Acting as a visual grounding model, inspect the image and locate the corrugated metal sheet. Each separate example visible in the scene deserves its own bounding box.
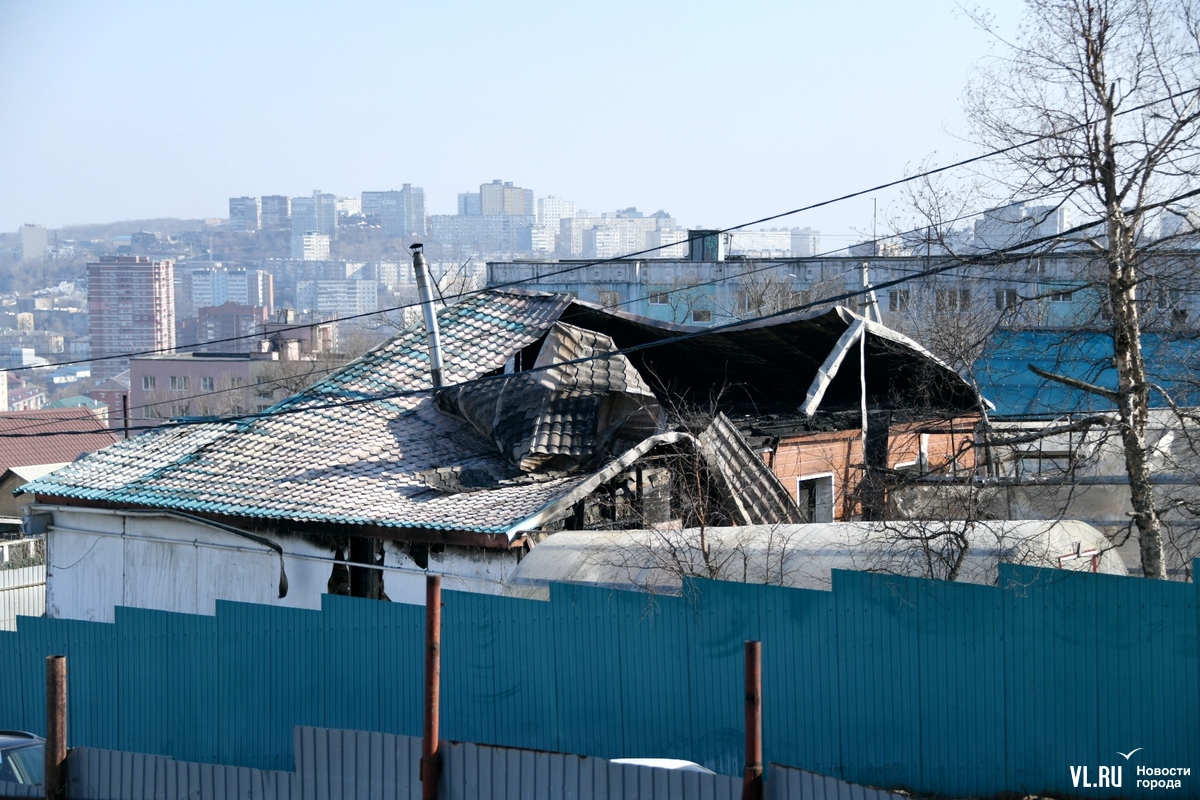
[68,747,297,800]
[0,564,44,631]
[65,728,737,800]
[0,779,40,798]
[768,764,908,799]
[441,739,740,800]
[1,566,1198,798]
[292,726,420,800]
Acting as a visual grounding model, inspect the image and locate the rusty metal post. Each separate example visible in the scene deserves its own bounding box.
[420,575,442,800]
[45,655,66,800]
[743,641,763,800]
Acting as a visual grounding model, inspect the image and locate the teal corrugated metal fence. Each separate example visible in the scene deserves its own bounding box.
[0,565,1196,797]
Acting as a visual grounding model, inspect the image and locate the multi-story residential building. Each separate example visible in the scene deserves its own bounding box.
[290,191,338,257]
[646,228,688,258]
[428,215,534,255]
[20,224,48,262]
[528,225,556,255]
[457,192,482,216]
[537,196,576,230]
[228,197,261,231]
[973,201,1071,250]
[191,267,229,309]
[88,256,176,380]
[230,269,274,313]
[291,232,331,261]
[557,209,681,259]
[335,197,361,218]
[480,180,533,216]
[131,351,282,420]
[792,227,821,257]
[260,195,291,228]
[488,234,1200,331]
[261,309,338,354]
[378,185,426,238]
[196,303,270,353]
[191,267,274,314]
[295,279,378,318]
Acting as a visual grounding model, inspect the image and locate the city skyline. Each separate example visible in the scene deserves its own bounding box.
[0,1,1022,242]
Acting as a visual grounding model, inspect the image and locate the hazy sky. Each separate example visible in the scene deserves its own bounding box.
[0,1,1022,245]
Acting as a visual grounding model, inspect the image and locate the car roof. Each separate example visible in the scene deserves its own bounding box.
[0,731,43,748]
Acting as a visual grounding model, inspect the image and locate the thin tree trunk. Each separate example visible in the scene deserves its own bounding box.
[1108,213,1165,578]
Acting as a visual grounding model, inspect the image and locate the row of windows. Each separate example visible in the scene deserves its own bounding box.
[885,288,1075,313]
[142,375,220,392]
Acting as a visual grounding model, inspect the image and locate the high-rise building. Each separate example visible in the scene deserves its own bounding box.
[260,195,291,228]
[228,197,261,231]
[457,193,482,216]
[88,256,176,380]
[20,224,48,262]
[292,232,331,261]
[480,180,533,216]
[196,303,270,353]
[375,184,426,238]
[537,196,576,229]
[290,191,338,257]
[296,280,379,317]
[190,267,274,314]
[791,228,821,257]
[974,202,1070,250]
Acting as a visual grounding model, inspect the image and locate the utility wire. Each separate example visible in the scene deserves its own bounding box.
[9,184,1200,440]
[9,83,1197,377]
[1,191,1065,429]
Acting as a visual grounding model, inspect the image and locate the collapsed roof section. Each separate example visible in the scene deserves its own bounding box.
[436,322,665,473]
[22,289,981,544]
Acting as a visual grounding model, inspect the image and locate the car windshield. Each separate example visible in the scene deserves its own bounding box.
[0,743,44,785]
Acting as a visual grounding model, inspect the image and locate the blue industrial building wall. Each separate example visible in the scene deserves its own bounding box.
[0,565,1195,798]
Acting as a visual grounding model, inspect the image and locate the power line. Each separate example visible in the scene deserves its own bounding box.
[3,194,1059,430]
[10,185,1200,441]
[10,84,1197,378]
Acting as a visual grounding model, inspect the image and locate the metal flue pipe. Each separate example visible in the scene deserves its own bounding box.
[410,243,445,388]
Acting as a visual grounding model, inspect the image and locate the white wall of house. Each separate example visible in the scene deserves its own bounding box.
[40,506,524,622]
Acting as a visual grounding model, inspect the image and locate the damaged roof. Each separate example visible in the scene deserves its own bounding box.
[22,289,981,541]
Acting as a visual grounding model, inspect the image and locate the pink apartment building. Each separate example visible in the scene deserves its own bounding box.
[88,256,176,380]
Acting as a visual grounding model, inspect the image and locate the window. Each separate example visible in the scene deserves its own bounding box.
[649,292,670,305]
[692,309,712,323]
[995,288,1018,310]
[1049,290,1074,303]
[888,289,910,312]
[142,375,155,390]
[796,475,835,523]
[170,376,189,391]
[598,290,621,309]
[936,288,971,312]
[200,376,215,392]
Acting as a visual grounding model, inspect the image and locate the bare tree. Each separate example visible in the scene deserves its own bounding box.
[957,0,1200,577]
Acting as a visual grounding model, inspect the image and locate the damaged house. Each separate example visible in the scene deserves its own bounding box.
[21,285,982,621]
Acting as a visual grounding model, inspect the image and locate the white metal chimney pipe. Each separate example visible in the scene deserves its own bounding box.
[410,243,445,388]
